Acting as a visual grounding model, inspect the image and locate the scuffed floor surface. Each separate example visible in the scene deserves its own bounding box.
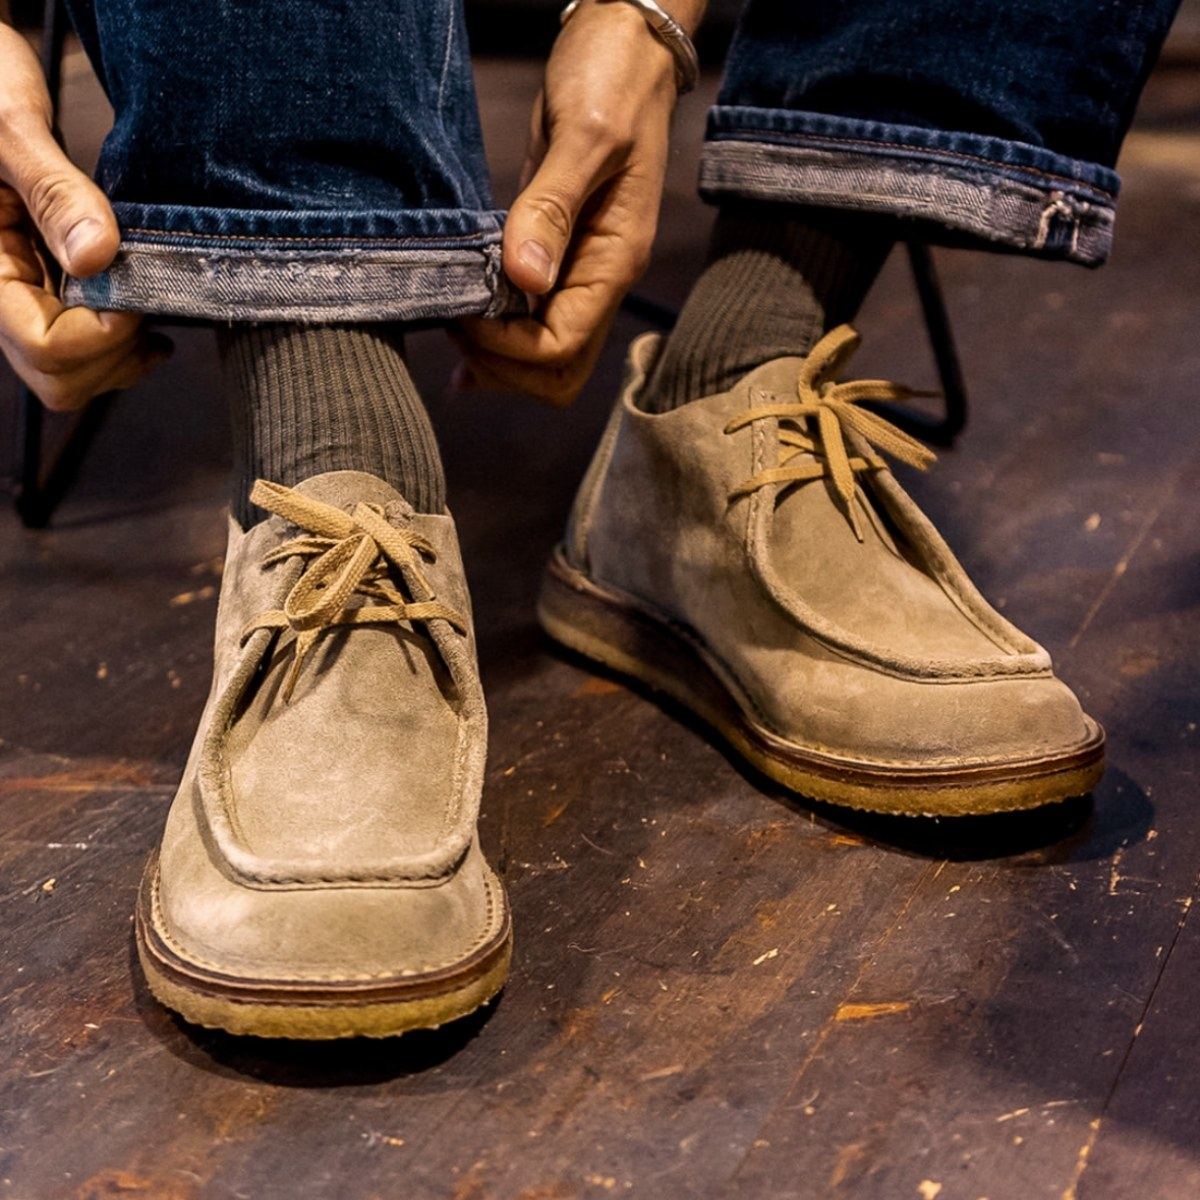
[1,50,1199,1200]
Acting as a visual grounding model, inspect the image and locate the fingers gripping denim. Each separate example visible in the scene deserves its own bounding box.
[62,0,519,321]
[701,0,1182,265]
[62,0,1181,321]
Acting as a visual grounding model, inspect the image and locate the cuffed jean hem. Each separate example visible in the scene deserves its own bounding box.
[699,110,1121,266]
[62,203,523,322]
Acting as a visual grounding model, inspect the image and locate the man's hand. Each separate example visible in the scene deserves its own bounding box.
[0,23,168,411]
[456,1,700,406]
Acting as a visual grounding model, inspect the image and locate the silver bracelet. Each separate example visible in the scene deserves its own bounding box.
[560,0,700,95]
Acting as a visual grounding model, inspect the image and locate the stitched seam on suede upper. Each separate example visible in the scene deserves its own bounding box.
[435,625,472,847]
[204,533,476,886]
[585,564,1071,767]
[757,542,1043,679]
[730,415,799,736]
[216,658,475,886]
[741,443,1040,679]
[846,434,1026,655]
[707,129,1116,198]
[149,866,505,982]
[876,486,1025,654]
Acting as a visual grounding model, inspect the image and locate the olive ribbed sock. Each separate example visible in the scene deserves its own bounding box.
[642,204,893,412]
[219,324,446,528]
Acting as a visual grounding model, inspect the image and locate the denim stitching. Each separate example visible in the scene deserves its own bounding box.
[697,143,1112,264]
[701,144,1115,219]
[709,128,1116,199]
[436,0,455,121]
[122,226,499,246]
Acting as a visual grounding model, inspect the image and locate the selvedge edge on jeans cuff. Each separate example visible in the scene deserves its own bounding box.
[700,109,1121,266]
[62,204,525,321]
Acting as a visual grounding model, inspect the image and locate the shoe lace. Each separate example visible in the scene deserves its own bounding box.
[242,480,467,701]
[723,324,937,541]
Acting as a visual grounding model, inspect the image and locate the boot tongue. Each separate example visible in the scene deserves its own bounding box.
[755,414,1005,661]
[741,350,922,643]
[737,353,896,559]
[764,422,899,585]
[289,470,414,517]
[775,443,891,537]
[736,355,808,399]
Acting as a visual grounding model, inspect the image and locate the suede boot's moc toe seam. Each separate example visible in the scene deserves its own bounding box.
[137,471,511,1039]
[744,471,1054,681]
[539,328,1104,816]
[141,855,509,983]
[542,545,1101,779]
[136,871,512,1040]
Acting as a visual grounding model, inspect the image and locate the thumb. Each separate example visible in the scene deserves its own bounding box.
[504,137,609,296]
[2,117,119,278]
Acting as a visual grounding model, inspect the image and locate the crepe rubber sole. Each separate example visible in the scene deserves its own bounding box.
[538,548,1105,818]
[135,855,513,1040]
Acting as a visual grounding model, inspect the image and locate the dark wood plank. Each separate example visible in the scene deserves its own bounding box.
[724,406,1200,1197]
[2,49,1198,1200]
[1079,895,1200,1200]
[0,670,931,1198]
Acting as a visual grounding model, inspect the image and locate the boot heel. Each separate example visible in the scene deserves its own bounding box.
[537,546,735,733]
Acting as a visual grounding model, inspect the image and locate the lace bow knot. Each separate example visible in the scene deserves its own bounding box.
[724,325,937,540]
[242,480,466,701]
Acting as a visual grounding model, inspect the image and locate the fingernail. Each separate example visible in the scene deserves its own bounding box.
[522,290,539,315]
[63,218,101,269]
[518,239,554,289]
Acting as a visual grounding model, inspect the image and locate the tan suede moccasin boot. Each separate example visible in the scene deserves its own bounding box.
[539,327,1104,816]
[136,471,511,1038]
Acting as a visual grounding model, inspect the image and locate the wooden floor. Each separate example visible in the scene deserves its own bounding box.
[2,48,1199,1200]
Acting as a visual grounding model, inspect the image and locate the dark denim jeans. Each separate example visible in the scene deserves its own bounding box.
[703,0,1182,266]
[62,0,515,320]
[62,0,1181,320]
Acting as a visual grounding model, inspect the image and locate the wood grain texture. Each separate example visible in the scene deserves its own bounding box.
[1,53,1198,1200]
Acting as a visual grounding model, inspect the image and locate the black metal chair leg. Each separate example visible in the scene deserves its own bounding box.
[868,241,969,447]
[15,389,116,529]
[14,389,46,526]
[40,0,68,96]
[11,0,115,529]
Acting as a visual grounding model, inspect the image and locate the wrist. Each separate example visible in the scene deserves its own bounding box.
[564,0,706,37]
[560,0,702,94]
